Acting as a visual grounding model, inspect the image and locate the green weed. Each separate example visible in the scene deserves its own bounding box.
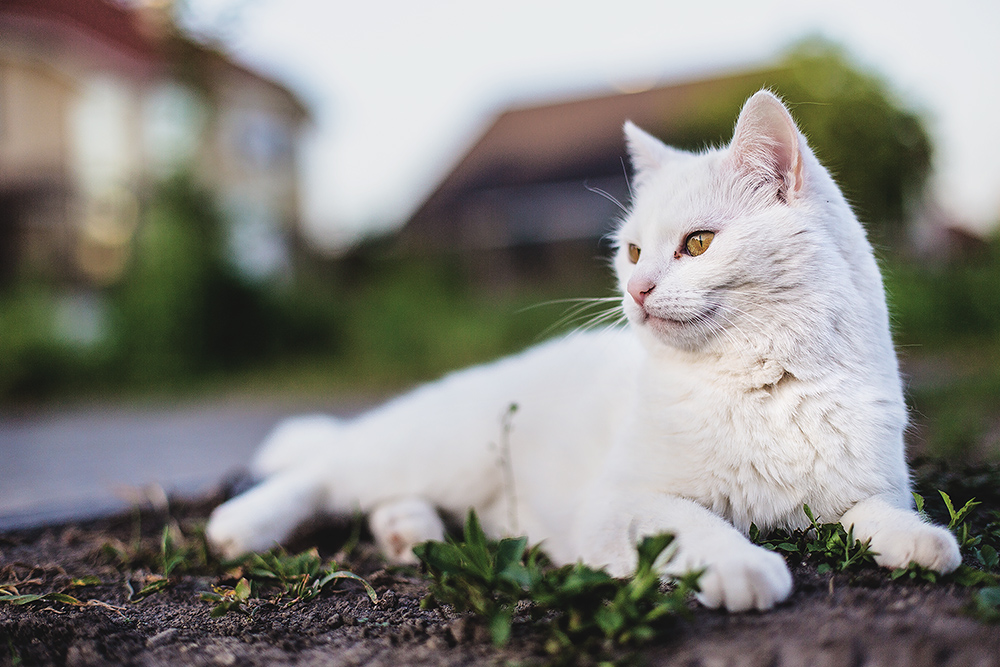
[128,521,209,600]
[200,547,377,617]
[938,490,982,551]
[751,505,876,574]
[414,510,699,661]
[529,534,700,659]
[241,547,377,606]
[200,577,253,618]
[414,511,534,645]
[0,566,103,610]
[972,586,1000,623]
[891,492,1000,586]
[0,589,83,608]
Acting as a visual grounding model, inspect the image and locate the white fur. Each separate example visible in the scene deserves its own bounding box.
[207,91,960,612]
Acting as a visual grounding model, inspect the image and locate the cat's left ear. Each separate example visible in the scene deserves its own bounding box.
[624,121,681,183]
[727,90,805,200]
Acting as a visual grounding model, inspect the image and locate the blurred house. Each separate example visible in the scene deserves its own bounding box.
[397,67,791,286]
[0,0,309,287]
[909,197,992,264]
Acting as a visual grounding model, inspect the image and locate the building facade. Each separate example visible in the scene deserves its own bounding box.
[0,0,309,287]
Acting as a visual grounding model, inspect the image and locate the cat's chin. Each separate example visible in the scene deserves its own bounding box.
[637,305,717,330]
[631,306,720,351]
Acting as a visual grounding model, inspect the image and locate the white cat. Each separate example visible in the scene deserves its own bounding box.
[206,91,961,612]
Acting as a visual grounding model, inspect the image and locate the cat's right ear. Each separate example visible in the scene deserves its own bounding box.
[624,121,678,182]
[727,91,805,200]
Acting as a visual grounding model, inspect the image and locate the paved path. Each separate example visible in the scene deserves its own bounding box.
[0,397,372,530]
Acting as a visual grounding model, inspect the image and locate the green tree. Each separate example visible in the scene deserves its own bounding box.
[110,174,341,384]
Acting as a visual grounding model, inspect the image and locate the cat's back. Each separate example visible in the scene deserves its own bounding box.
[354,326,643,445]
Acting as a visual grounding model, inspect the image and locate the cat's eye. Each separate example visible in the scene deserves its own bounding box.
[684,231,715,257]
[627,243,641,263]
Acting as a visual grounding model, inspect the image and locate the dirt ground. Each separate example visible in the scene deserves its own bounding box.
[2,475,1000,667]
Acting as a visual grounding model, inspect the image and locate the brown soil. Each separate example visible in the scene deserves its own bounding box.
[2,485,1000,667]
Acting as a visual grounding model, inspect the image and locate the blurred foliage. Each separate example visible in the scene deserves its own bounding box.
[884,242,1000,346]
[0,284,108,398]
[658,38,932,244]
[317,248,611,391]
[0,175,344,400]
[109,175,342,383]
[0,176,608,403]
[881,239,1000,459]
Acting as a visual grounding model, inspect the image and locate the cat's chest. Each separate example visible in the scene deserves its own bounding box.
[628,365,859,529]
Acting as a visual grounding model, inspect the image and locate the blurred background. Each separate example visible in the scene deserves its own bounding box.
[1,0,998,523]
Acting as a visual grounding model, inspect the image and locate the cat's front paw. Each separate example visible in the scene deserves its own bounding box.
[206,472,324,560]
[680,543,792,612]
[868,522,961,573]
[206,498,278,560]
[369,498,445,564]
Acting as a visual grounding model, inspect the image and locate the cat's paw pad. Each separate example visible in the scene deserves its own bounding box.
[870,523,961,573]
[693,545,792,612]
[369,498,445,564]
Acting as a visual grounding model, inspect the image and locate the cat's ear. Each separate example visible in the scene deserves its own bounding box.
[727,90,805,200]
[624,121,679,182]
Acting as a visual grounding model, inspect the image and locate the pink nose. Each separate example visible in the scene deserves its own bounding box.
[627,275,655,307]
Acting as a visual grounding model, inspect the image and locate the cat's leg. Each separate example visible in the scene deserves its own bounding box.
[207,466,327,559]
[578,492,792,612]
[251,414,344,478]
[369,497,446,564]
[839,494,961,572]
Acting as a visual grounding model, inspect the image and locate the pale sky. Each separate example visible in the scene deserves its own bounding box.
[184,0,1000,250]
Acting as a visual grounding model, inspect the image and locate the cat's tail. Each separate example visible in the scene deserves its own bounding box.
[251,414,346,479]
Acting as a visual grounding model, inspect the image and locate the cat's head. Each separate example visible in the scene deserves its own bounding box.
[614,90,878,360]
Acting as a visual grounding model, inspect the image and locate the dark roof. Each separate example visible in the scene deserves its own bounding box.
[0,0,309,119]
[0,0,161,61]
[404,66,787,233]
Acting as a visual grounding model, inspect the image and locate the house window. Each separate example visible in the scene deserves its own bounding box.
[143,82,206,174]
[232,110,293,172]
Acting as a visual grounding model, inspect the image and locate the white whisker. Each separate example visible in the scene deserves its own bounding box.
[620,157,633,202]
[584,183,628,213]
[527,296,626,341]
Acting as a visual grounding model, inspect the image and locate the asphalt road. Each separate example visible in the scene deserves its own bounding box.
[0,397,371,530]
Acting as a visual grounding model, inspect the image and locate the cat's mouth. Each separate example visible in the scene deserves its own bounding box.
[641,304,718,329]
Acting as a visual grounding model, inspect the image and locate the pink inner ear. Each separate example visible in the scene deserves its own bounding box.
[729,92,804,198]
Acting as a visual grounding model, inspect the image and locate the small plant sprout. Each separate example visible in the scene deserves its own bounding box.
[243,547,377,606]
[751,505,876,574]
[0,589,84,608]
[199,547,377,617]
[131,522,202,600]
[201,578,253,618]
[530,533,700,658]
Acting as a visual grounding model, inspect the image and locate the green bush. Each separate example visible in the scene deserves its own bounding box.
[884,242,1000,346]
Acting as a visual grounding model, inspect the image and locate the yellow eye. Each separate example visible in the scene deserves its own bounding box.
[684,231,715,257]
[627,243,641,263]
